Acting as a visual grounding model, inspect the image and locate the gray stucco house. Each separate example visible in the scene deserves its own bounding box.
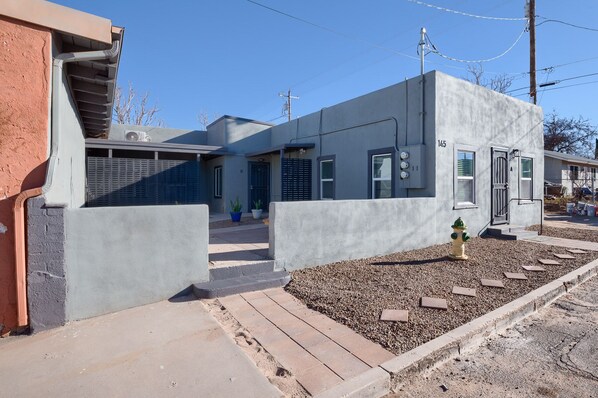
[91,70,544,230]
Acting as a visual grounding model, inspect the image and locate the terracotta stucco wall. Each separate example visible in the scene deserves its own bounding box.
[0,16,51,334]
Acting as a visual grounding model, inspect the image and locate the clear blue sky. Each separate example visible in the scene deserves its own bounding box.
[53,0,598,130]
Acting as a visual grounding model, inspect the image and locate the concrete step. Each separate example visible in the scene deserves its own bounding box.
[499,231,539,240]
[209,260,275,281]
[193,271,291,299]
[487,224,538,240]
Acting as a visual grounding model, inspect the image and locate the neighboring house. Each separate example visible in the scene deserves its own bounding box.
[544,150,598,195]
[1,0,208,335]
[102,71,544,230]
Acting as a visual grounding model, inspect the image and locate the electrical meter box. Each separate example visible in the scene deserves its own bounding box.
[397,144,426,189]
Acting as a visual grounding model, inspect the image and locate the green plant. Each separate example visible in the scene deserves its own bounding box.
[229,197,242,212]
[253,199,263,210]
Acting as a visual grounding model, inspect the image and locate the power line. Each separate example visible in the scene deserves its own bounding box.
[246,0,420,61]
[425,22,529,63]
[507,72,598,94]
[536,18,598,32]
[513,79,598,97]
[404,0,528,21]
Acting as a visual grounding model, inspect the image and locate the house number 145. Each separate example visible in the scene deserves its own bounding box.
[438,140,447,147]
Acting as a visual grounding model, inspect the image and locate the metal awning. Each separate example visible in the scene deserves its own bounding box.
[60,27,123,138]
[85,138,229,156]
[245,143,315,158]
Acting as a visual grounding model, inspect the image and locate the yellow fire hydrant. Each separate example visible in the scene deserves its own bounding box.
[449,217,470,260]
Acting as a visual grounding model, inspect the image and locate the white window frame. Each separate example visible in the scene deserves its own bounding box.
[319,158,334,200]
[214,166,222,198]
[570,165,579,181]
[371,153,393,199]
[519,156,533,203]
[454,145,477,209]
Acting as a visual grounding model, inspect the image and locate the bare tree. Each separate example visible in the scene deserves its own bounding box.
[465,63,514,94]
[113,83,164,126]
[197,110,212,130]
[544,112,598,158]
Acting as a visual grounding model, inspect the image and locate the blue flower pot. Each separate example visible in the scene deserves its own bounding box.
[230,211,242,222]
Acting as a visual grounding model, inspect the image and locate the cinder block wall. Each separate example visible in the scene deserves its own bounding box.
[27,197,67,332]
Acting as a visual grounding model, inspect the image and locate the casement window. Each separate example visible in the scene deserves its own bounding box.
[319,158,335,200]
[456,150,476,205]
[214,166,222,198]
[370,151,393,199]
[569,165,579,180]
[520,157,533,200]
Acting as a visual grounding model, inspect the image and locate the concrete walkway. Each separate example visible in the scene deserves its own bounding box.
[524,234,598,251]
[219,288,395,396]
[0,298,281,398]
[209,224,270,268]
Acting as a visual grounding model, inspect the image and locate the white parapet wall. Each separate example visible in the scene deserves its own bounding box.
[269,198,443,271]
[64,204,209,321]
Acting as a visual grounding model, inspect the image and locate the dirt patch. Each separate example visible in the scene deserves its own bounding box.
[210,217,267,230]
[528,224,598,243]
[203,300,308,398]
[285,237,598,355]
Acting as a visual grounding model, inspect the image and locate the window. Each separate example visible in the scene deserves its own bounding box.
[520,157,533,200]
[319,158,334,200]
[570,165,579,180]
[456,150,475,205]
[214,166,222,198]
[371,152,393,198]
[592,167,597,179]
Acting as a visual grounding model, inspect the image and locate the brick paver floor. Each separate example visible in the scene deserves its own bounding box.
[218,288,394,395]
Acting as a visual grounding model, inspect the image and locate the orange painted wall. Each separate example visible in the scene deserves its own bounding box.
[0,16,51,334]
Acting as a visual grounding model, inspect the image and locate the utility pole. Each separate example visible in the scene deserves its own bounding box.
[419,27,426,75]
[527,0,537,104]
[279,89,299,122]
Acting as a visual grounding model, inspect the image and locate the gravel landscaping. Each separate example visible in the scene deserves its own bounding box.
[528,224,598,243]
[285,237,598,355]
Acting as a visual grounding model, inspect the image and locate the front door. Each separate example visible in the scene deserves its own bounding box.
[249,162,270,211]
[491,148,509,224]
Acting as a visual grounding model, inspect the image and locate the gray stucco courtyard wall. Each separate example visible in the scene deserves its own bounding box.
[64,205,209,321]
[269,198,441,271]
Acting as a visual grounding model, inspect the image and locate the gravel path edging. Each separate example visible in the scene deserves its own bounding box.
[376,258,598,393]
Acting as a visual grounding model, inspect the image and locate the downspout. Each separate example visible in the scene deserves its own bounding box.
[13,38,121,328]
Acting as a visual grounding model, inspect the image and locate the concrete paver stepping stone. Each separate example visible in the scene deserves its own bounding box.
[504,272,528,280]
[420,297,448,310]
[480,279,505,288]
[538,259,561,265]
[567,249,587,254]
[554,253,575,259]
[380,309,409,322]
[452,286,477,297]
[522,265,546,272]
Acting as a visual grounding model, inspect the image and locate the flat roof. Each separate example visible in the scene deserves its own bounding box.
[245,143,316,158]
[545,150,598,167]
[86,138,229,155]
[207,115,275,129]
[0,0,114,44]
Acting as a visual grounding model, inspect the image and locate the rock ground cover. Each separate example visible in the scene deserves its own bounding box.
[285,237,598,355]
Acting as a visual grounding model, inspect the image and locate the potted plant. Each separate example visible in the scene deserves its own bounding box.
[229,197,243,222]
[252,199,263,219]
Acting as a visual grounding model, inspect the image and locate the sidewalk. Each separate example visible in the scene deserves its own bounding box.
[0,298,280,398]
[209,224,270,268]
